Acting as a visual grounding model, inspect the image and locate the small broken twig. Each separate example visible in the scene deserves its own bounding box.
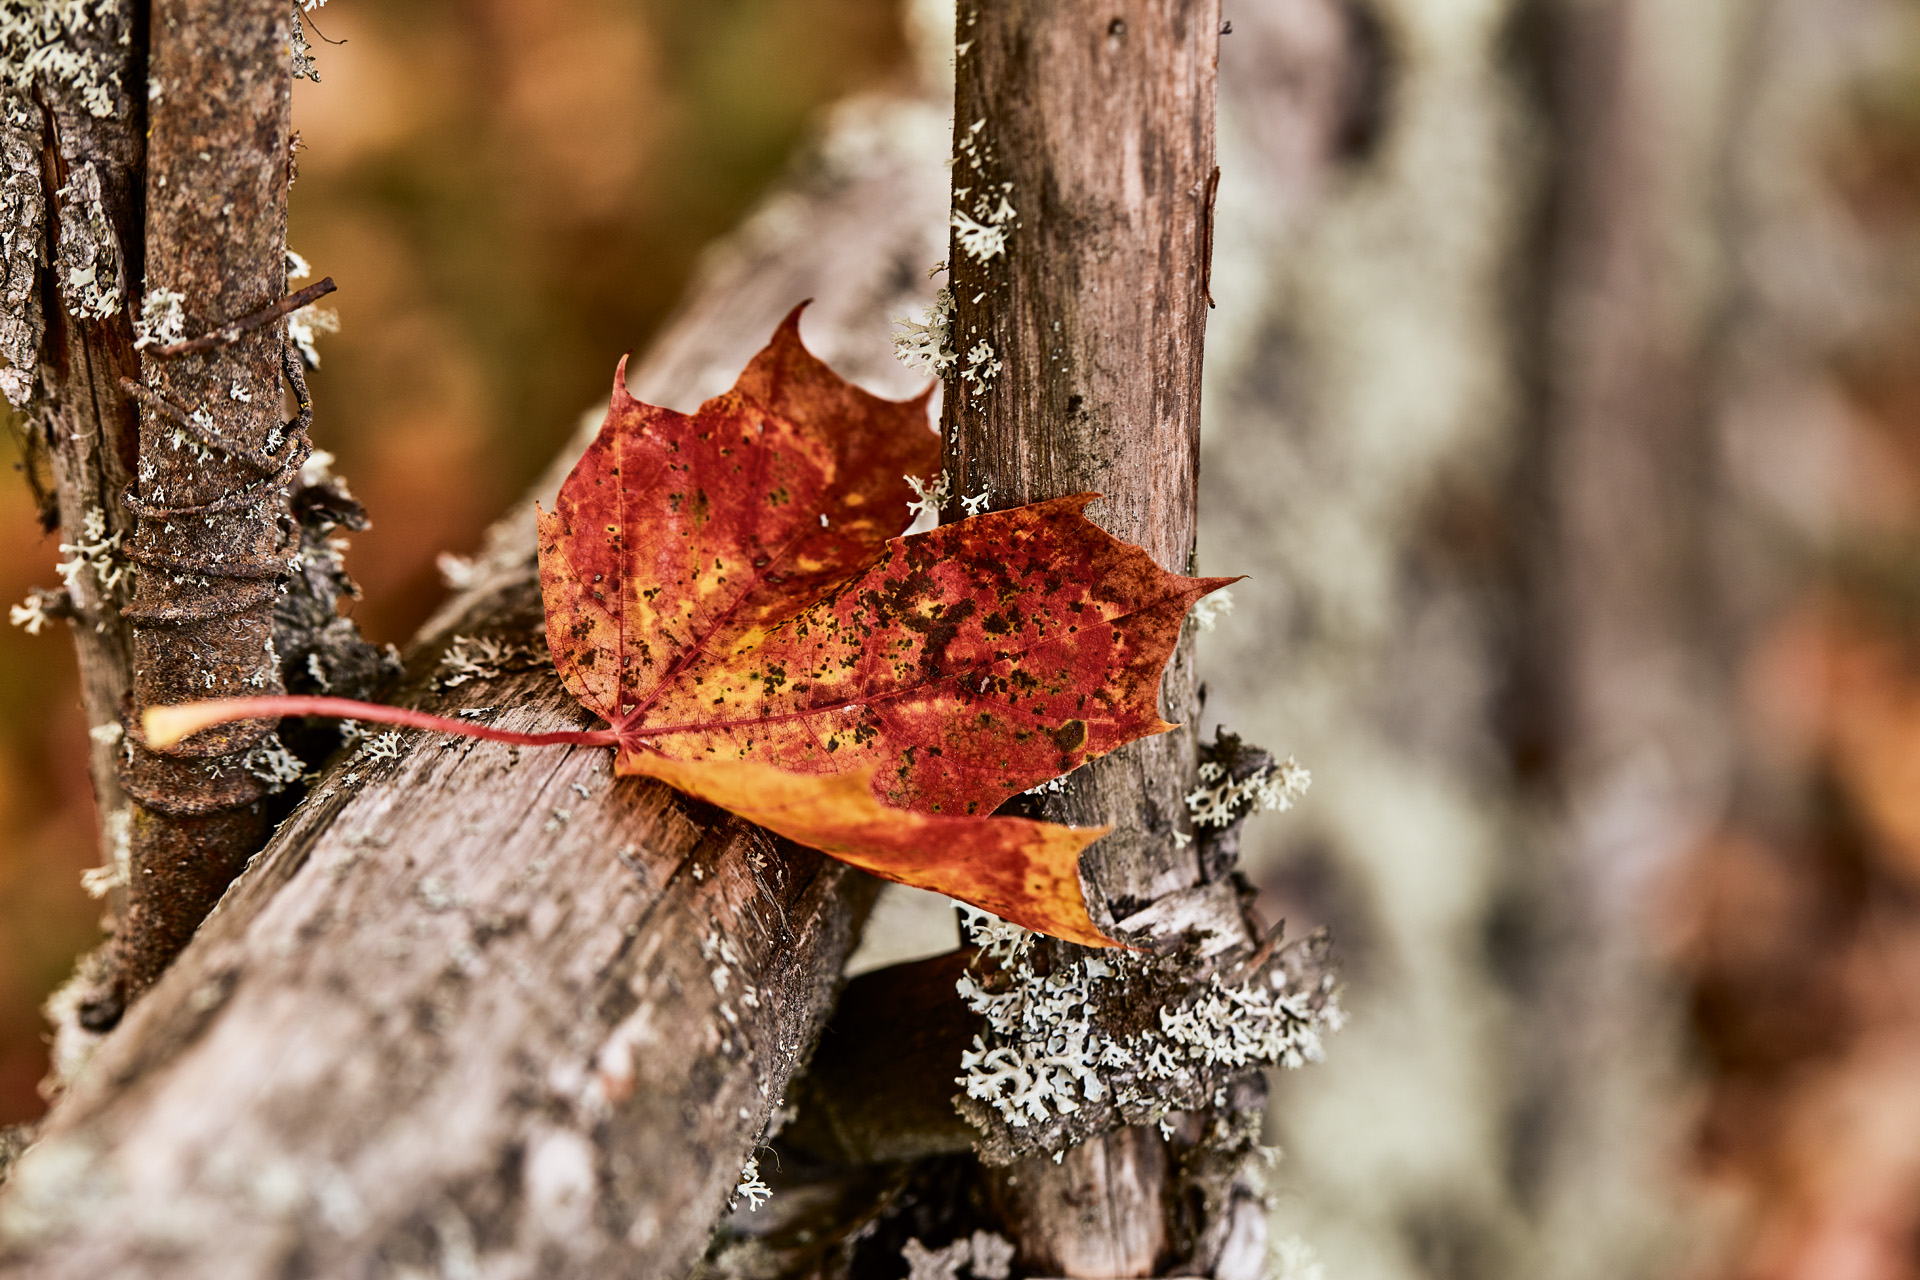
[145,276,335,359]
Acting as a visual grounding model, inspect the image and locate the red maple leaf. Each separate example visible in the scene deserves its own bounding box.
[149,308,1233,944]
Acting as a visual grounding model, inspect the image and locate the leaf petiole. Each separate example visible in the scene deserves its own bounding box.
[142,696,620,752]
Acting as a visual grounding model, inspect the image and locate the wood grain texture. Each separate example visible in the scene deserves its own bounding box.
[0,92,953,1280]
[939,2,1225,1274]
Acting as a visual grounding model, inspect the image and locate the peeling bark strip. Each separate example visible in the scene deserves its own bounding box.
[940,1,1230,1275]
[106,0,297,1014]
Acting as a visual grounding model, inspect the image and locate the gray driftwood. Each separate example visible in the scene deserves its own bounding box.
[0,93,951,1280]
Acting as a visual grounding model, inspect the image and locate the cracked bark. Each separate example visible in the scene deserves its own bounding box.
[2,2,147,926]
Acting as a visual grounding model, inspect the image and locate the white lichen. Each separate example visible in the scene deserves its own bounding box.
[360,731,406,763]
[951,120,1017,263]
[904,470,949,524]
[960,339,999,394]
[1189,587,1234,632]
[1185,755,1311,829]
[0,0,128,119]
[901,1237,969,1280]
[289,1,319,82]
[55,506,128,596]
[1271,1233,1327,1280]
[968,1230,1014,1280]
[436,552,481,590]
[245,736,306,793]
[959,488,991,517]
[733,1154,771,1211]
[54,163,120,321]
[436,633,544,689]
[286,247,312,280]
[0,93,44,407]
[8,590,50,634]
[892,284,956,377]
[79,804,129,898]
[954,903,1034,966]
[132,285,186,350]
[951,209,1009,263]
[953,906,1341,1132]
[286,302,338,366]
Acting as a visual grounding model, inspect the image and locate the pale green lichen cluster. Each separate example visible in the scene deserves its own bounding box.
[892,282,954,377]
[1185,756,1310,829]
[953,906,1342,1132]
[0,0,127,118]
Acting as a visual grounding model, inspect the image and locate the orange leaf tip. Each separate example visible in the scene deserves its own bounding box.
[619,752,1121,947]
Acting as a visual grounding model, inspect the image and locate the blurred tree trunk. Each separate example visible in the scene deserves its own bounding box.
[1197,0,1750,1274]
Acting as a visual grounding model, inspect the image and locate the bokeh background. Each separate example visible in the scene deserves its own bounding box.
[9,1,1920,1277]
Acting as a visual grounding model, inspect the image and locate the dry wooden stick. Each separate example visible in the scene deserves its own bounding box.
[144,276,336,359]
[96,0,300,1025]
[4,1,146,918]
[942,2,1239,1275]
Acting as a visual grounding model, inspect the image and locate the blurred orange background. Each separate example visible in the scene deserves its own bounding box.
[0,0,908,1126]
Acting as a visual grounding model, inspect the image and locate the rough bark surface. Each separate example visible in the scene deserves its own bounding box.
[31,0,146,902]
[0,91,951,1280]
[940,3,1236,1275]
[944,0,1217,921]
[106,0,298,1013]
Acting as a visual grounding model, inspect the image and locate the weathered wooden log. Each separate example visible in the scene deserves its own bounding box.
[0,91,951,1280]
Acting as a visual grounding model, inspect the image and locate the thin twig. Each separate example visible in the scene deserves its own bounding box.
[147,276,337,359]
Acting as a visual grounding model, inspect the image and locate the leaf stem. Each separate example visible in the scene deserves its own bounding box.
[143,695,621,752]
